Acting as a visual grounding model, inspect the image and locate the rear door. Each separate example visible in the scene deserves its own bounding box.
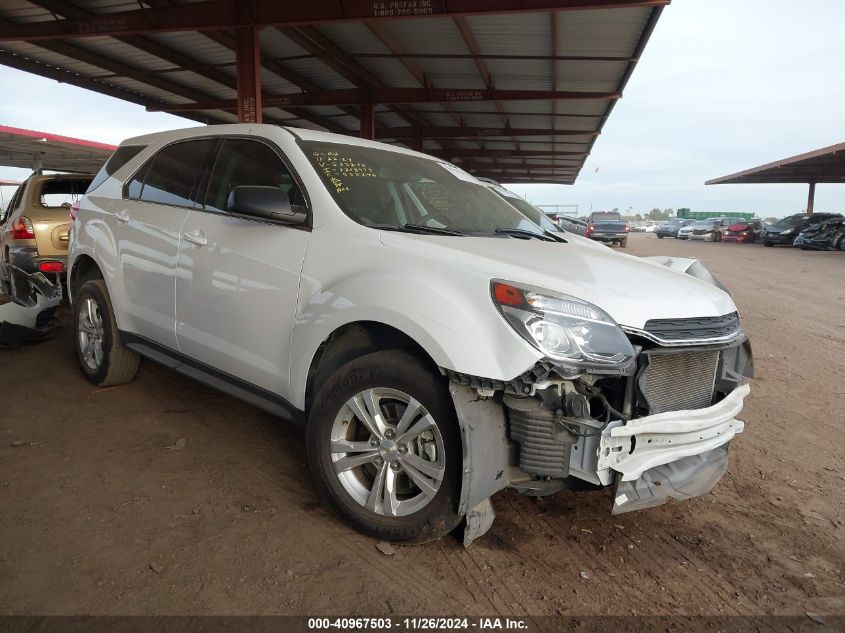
[108,138,216,349]
[174,137,311,397]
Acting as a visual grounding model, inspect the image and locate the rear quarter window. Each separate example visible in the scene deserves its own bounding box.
[86,144,147,193]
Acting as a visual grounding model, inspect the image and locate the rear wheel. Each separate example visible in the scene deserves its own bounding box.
[73,280,140,387]
[306,350,461,542]
[620,238,628,248]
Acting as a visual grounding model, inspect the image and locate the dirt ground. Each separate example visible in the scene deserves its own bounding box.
[1,234,843,617]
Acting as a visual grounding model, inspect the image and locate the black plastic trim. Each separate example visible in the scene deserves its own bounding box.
[119,331,305,425]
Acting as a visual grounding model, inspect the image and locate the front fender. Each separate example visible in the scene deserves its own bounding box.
[288,225,541,410]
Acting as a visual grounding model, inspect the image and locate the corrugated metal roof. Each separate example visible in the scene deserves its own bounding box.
[0,0,668,184]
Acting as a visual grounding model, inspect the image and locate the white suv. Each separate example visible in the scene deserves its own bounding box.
[69,125,753,544]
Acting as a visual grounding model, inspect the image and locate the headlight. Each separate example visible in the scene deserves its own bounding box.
[491,280,636,376]
[781,227,795,235]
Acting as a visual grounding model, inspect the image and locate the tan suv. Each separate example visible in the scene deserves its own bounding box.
[0,173,92,297]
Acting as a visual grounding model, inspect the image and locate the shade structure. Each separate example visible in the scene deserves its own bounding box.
[0,124,116,173]
[0,0,669,184]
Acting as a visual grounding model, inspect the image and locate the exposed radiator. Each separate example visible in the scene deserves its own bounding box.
[638,350,720,414]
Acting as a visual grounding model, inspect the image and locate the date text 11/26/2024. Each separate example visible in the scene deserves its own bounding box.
[307,617,528,630]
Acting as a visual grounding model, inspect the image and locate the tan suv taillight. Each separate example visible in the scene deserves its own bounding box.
[11,217,35,239]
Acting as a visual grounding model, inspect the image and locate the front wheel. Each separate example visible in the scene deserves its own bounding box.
[306,350,462,542]
[763,240,774,247]
[712,232,722,242]
[657,234,664,239]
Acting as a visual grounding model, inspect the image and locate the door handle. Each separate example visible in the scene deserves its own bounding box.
[114,210,130,224]
[183,230,208,247]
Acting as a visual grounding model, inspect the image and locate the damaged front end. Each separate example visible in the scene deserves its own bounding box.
[450,273,753,545]
[0,266,62,347]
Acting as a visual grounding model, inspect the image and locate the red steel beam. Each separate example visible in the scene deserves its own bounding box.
[0,1,670,42]
[376,127,597,139]
[459,162,581,170]
[430,148,585,158]
[147,88,617,111]
[360,103,375,140]
[235,26,262,123]
[472,176,574,183]
[469,168,578,174]
[278,25,451,149]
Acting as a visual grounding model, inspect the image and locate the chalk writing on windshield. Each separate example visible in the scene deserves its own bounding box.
[312,151,376,194]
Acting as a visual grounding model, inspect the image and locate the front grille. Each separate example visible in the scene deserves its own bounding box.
[639,350,720,414]
[643,312,740,342]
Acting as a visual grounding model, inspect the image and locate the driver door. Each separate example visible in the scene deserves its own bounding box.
[175,137,311,399]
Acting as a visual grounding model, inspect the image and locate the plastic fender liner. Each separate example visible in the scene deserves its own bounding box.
[448,383,512,543]
[598,384,749,481]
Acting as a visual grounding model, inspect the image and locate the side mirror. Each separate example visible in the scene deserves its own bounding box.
[227,186,307,225]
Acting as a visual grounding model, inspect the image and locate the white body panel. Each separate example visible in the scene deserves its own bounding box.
[175,210,310,397]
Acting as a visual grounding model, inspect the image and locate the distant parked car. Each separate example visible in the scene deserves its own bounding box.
[585,211,630,247]
[655,218,695,239]
[795,218,845,251]
[688,217,746,242]
[762,213,843,247]
[556,216,588,236]
[723,219,764,243]
[0,173,93,298]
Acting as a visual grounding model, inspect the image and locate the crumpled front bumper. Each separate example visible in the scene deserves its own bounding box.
[598,384,749,512]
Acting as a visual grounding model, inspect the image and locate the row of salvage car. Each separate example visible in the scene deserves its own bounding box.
[654,213,845,250]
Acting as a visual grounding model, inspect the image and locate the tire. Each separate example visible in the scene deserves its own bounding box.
[73,279,140,387]
[306,350,462,542]
[837,235,845,251]
[712,232,722,242]
[763,240,774,247]
[620,238,628,248]
[657,234,664,239]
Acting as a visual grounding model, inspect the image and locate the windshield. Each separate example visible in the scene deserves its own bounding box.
[775,214,808,228]
[302,141,544,237]
[693,219,720,227]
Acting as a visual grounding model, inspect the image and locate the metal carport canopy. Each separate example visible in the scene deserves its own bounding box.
[706,142,845,215]
[0,0,669,184]
[0,124,117,173]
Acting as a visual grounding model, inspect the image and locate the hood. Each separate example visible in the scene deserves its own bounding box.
[728,223,751,231]
[379,233,736,329]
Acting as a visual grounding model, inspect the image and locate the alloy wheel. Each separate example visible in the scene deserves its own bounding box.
[78,297,105,371]
[330,387,446,517]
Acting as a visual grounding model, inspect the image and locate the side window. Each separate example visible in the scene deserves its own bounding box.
[129,139,216,208]
[203,139,305,213]
[0,183,24,224]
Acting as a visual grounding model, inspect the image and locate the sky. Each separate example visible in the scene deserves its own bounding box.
[0,0,843,217]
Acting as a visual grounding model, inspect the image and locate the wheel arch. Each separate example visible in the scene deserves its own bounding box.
[69,254,104,302]
[303,320,442,414]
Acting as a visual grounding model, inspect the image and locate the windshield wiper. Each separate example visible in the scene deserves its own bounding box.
[402,223,464,236]
[494,227,556,242]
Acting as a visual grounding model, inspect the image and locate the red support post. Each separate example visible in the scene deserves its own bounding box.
[360,103,375,140]
[235,26,262,123]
